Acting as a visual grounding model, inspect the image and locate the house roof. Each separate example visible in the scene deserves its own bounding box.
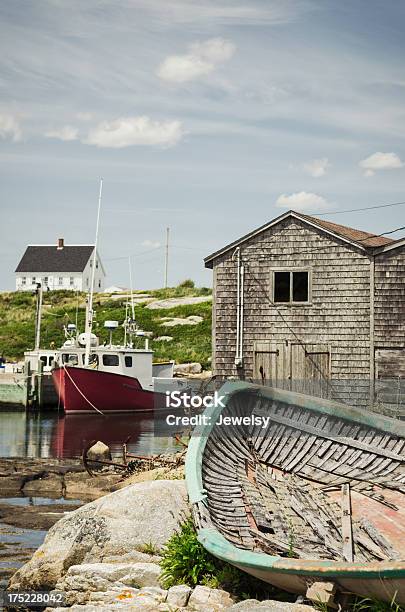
[204,210,397,268]
[15,245,95,273]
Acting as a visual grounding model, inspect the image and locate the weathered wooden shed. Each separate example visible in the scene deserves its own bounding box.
[204,210,405,410]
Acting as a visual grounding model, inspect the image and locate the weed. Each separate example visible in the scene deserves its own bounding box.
[138,541,159,555]
[287,519,296,558]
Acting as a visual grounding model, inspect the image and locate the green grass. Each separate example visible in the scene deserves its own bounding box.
[0,286,212,366]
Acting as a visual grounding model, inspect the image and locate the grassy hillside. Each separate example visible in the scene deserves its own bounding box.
[0,284,212,368]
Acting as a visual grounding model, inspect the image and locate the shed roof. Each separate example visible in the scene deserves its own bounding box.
[204,210,396,268]
[15,245,95,273]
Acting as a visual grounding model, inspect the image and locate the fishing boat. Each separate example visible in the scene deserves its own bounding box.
[185,381,405,605]
[51,323,176,414]
[51,180,178,415]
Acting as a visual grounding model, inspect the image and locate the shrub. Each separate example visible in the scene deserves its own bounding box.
[178,279,195,288]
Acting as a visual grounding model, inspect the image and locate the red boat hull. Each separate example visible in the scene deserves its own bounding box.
[52,366,156,414]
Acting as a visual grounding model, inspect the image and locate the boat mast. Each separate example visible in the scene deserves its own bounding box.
[34,282,43,351]
[84,178,103,366]
[126,254,136,347]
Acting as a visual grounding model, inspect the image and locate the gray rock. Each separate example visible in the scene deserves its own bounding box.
[9,480,189,591]
[162,315,203,327]
[228,600,317,611]
[167,584,192,607]
[146,296,212,309]
[87,441,112,463]
[120,562,162,588]
[188,585,234,610]
[173,362,203,375]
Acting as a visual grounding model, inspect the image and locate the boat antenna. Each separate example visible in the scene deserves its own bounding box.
[128,255,136,322]
[84,178,103,366]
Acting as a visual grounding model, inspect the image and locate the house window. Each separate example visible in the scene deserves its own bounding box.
[96,260,99,269]
[98,280,101,288]
[70,277,74,286]
[58,277,63,285]
[44,277,48,286]
[22,277,26,285]
[32,276,36,284]
[273,270,309,304]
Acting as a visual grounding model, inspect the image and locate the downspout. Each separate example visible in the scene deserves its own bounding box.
[232,247,242,368]
[239,263,245,366]
[369,254,375,406]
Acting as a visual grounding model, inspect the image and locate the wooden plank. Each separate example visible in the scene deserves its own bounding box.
[253,407,404,462]
[341,484,354,562]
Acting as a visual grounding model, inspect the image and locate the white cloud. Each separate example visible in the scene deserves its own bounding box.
[46,125,79,141]
[0,113,22,142]
[359,152,404,176]
[276,191,330,212]
[84,116,184,148]
[157,37,235,83]
[303,157,330,178]
[142,240,161,248]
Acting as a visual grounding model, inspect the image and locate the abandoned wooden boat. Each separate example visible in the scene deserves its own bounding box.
[185,381,405,604]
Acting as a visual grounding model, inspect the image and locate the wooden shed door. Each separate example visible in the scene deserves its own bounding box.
[253,341,288,387]
[290,343,330,396]
[253,341,330,396]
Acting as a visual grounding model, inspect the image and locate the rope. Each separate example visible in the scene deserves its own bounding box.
[62,364,105,415]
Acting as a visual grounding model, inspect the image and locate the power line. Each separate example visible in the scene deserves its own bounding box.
[315,200,405,216]
[105,246,163,262]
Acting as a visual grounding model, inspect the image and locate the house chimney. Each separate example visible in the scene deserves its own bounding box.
[57,238,64,250]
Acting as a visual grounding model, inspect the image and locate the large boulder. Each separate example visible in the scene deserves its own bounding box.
[174,362,202,375]
[9,480,189,591]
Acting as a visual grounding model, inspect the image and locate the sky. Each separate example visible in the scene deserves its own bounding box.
[0,0,404,290]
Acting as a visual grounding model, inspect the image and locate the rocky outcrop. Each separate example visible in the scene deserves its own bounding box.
[9,480,189,591]
[162,315,204,327]
[146,296,212,309]
[173,362,203,375]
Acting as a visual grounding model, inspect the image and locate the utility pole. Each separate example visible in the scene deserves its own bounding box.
[164,226,170,289]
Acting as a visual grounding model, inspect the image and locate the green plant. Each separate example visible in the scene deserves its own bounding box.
[287,519,296,558]
[350,594,403,612]
[160,519,216,588]
[138,541,159,555]
[178,279,195,288]
[160,519,294,602]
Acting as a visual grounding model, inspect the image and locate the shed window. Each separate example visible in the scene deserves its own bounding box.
[274,271,309,303]
[102,354,119,366]
[124,356,133,367]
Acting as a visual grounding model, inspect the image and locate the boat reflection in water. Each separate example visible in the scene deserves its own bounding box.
[0,410,179,459]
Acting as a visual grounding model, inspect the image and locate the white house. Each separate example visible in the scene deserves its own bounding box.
[15,238,106,292]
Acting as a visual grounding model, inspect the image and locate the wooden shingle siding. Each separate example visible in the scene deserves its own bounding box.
[374,251,405,349]
[212,218,371,403]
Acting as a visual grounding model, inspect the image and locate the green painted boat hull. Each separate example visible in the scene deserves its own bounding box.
[185,381,405,604]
